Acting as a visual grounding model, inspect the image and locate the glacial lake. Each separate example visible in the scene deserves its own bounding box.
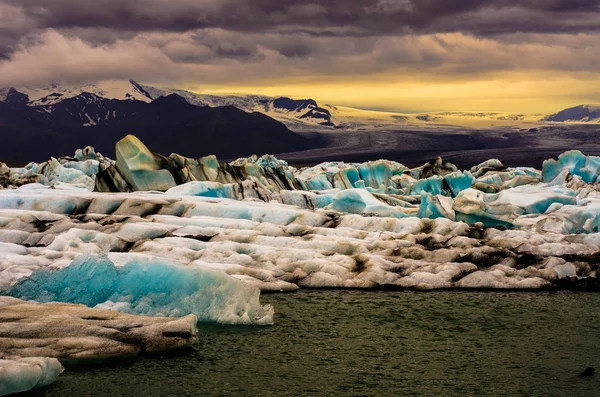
[24,290,600,396]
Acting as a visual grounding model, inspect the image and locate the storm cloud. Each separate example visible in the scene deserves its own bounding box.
[0,0,599,111]
[3,0,600,37]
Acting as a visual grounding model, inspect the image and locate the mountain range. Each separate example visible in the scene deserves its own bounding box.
[4,79,586,131]
[0,84,316,162]
[1,79,599,163]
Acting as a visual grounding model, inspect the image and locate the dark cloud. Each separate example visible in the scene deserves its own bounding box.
[2,0,600,39]
[0,0,600,87]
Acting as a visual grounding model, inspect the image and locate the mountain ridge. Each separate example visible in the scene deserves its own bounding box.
[0,89,316,162]
[544,104,600,123]
[0,80,548,129]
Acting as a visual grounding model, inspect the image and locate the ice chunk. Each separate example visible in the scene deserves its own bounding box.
[454,185,577,227]
[418,193,455,220]
[115,135,176,191]
[0,297,199,364]
[6,256,274,325]
[64,159,100,178]
[74,146,99,161]
[330,189,413,218]
[0,357,64,396]
[535,194,600,233]
[470,159,504,178]
[43,158,95,190]
[408,176,444,196]
[543,150,600,184]
[166,181,236,198]
[443,171,474,197]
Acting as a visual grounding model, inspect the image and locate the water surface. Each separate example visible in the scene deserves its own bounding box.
[26,291,600,396]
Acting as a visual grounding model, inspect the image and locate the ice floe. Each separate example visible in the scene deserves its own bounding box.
[0,296,198,365]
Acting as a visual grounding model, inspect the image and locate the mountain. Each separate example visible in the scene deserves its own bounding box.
[0,91,315,162]
[544,105,600,123]
[1,80,543,130]
[1,80,153,106]
[139,83,336,127]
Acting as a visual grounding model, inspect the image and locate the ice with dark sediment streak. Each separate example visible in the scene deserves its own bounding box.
[0,296,199,365]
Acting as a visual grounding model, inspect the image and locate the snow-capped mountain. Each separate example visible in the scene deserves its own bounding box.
[10,80,152,106]
[0,88,313,162]
[544,105,600,123]
[138,83,336,127]
[0,80,544,130]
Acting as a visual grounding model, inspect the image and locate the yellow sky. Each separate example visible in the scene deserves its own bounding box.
[188,71,600,114]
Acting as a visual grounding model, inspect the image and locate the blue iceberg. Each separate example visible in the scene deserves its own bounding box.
[543,150,600,184]
[5,256,274,325]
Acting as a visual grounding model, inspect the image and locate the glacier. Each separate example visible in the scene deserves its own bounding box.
[6,256,274,325]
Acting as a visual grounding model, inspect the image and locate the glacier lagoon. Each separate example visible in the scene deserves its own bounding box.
[18,290,600,397]
[2,135,600,394]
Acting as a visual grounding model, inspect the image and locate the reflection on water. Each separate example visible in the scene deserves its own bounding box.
[25,291,600,396]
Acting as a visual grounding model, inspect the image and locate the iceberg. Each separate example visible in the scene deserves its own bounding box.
[0,296,199,365]
[444,171,475,197]
[543,150,600,184]
[329,189,414,218]
[6,256,274,325]
[418,193,455,220]
[166,181,237,198]
[115,135,177,191]
[453,185,577,227]
[2,141,600,292]
[0,357,64,396]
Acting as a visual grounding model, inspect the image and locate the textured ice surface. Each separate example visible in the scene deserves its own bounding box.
[2,147,600,292]
[0,296,198,365]
[0,357,63,396]
[0,185,597,292]
[6,256,274,325]
[330,189,413,218]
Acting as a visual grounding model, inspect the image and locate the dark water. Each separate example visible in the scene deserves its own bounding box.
[25,291,600,396]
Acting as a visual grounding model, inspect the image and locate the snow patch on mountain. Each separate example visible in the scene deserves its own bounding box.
[139,84,336,127]
[10,80,152,106]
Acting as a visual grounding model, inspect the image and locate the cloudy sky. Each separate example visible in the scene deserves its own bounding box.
[0,0,599,113]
